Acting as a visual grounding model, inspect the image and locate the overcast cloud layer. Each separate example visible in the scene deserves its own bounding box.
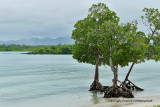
[0,0,160,40]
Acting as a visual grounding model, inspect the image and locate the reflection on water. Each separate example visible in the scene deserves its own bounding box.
[92,92,99,104]
[91,91,104,104]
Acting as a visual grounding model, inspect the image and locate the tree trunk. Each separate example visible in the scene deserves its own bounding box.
[89,57,103,91]
[122,62,144,91]
[125,63,134,81]
[109,48,115,73]
[94,58,99,81]
[113,64,118,87]
[109,47,117,87]
[104,47,134,98]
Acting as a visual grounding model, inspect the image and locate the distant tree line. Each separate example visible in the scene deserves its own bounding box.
[28,44,73,54]
[0,44,48,51]
[0,44,74,54]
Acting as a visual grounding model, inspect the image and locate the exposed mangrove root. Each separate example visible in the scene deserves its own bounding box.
[89,80,104,91]
[122,79,144,91]
[104,80,134,98]
[100,86,109,92]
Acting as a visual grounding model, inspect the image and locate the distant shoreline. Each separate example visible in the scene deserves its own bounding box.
[0,51,73,55]
[0,44,74,54]
[23,53,72,55]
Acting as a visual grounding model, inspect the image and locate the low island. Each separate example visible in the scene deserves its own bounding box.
[27,44,73,54]
[0,44,73,54]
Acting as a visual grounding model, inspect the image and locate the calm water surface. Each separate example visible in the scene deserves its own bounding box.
[0,52,160,107]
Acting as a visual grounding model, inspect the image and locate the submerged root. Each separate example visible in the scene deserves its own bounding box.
[101,86,109,92]
[89,80,104,91]
[104,86,122,98]
[122,79,144,91]
[104,80,134,98]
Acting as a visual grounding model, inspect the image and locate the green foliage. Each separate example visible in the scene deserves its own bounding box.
[29,45,73,54]
[0,44,47,51]
[72,3,119,66]
[142,8,160,61]
[142,8,160,39]
[72,3,147,69]
[100,20,147,67]
[61,45,72,54]
[0,44,73,54]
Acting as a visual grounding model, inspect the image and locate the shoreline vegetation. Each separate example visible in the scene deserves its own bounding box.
[0,44,48,51]
[0,44,73,54]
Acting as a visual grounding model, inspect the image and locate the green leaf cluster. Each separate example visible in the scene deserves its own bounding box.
[72,3,119,66]
[72,3,147,68]
[142,8,160,61]
[29,44,73,54]
[0,44,48,51]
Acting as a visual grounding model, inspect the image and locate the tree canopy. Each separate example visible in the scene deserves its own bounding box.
[72,3,119,66]
[141,8,160,61]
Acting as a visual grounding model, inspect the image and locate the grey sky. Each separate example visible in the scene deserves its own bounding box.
[0,0,160,40]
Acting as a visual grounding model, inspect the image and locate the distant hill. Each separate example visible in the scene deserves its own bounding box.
[0,37,74,45]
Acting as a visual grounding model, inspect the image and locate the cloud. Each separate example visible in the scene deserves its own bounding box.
[0,0,160,40]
